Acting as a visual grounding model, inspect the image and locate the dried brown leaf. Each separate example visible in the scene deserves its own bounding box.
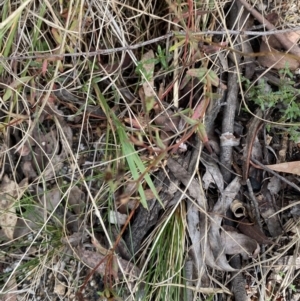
[0,176,28,240]
[168,159,239,271]
[153,113,181,132]
[37,186,61,212]
[0,203,17,241]
[257,185,283,237]
[202,159,224,191]
[265,161,300,176]
[209,177,241,271]
[75,246,140,279]
[237,217,273,244]
[285,30,300,44]
[68,186,85,216]
[13,211,42,238]
[54,282,66,296]
[258,38,300,70]
[221,230,260,259]
[141,50,155,100]
[1,276,18,301]
[144,187,161,200]
[108,211,127,225]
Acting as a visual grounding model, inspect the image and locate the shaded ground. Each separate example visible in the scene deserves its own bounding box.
[1,0,300,300]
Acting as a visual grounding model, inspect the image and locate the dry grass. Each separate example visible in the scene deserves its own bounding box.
[0,0,300,300]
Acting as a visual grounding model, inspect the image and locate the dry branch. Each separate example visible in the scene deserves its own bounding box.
[237,0,300,58]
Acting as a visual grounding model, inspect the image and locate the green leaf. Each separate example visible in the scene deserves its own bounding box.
[178,113,198,126]
[157,45,168,69]
[186,67,207,80]
[207,69,220,87]
[154,129,166,150]
[289,284,296,292]
[169,39,186,52]
[93,83,162,209]
[118,126,160,208]
[3,76,34,102]
[145,96,156,113]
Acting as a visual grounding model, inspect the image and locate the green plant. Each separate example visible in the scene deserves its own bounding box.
[289,283,296,292]
[156,45,168,70]
[139,206,187,301]
[242,68,300,141]
[242,76,297,116]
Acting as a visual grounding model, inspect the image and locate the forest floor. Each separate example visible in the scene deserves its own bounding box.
[1,0,300,300]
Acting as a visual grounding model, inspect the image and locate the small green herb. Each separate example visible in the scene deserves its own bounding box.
[289,283,297,292]
[156,45,168,70]
[135,57,158,82]
[242,67,300,141]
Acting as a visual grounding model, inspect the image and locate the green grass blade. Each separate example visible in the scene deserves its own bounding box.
[93,83,162,208]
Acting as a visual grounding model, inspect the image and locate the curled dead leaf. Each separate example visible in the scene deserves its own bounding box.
[221,230,260,259]
[237,217,273,245]
[202,158,224,192]
[209,177,241,271]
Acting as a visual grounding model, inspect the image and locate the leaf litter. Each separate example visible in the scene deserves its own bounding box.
[1,0,300,300]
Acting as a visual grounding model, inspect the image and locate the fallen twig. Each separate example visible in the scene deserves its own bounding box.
[250,158,300,193]
[242,110,266,183]
[246,179,263,230]
[220,67,240,184]
[237,0,300,57]
[2,27,300,61]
